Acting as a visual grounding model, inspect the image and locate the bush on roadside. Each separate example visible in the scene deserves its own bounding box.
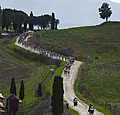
[13,47,62,65]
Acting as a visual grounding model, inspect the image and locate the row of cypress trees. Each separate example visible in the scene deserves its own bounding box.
[10,77,25,100]
[10,76,64,115]
[10,77,42,100]
[0,6,59,32]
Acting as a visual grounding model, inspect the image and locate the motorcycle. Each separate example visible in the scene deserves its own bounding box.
[88,105,94,114]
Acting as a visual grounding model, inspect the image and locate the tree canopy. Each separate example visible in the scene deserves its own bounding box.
[0,7,60,31]
[19,80,25,100]
[99,3,112,22]
[10,77,16,95]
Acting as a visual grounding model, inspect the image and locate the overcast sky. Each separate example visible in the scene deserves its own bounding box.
[1,0,120,29]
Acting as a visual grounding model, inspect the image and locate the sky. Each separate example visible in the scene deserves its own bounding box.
[1,0,120,29]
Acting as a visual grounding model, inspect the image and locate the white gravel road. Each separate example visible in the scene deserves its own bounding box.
[62,61,104,115]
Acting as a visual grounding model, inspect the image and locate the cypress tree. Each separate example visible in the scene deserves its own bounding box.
[55,19,59,29]
[29,11,34,30]
[10,77,16,95]
[2,9,5,30]
[51,12,55,29]
[37,83,42,97]
[19,80,25,100]
[0,6,2,27]
[5,9,9,31]
[51,76,64,115]
[13,9,18,32]
[24,23,27,32]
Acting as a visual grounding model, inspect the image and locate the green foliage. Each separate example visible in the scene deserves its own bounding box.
[74,66,113,115]
[46,61,66,94]
[99,3,112,22]
[38,14,52,30]
[0,37,55,107]
[35,22,120,114]
[54,19,59,29]
[51,76,64,115]
[2,9,6,30]
[29,11,34,30]
[13,47,62,66]
[1,8,28,32]
[37,83,42,97]
[33,14,59,30]
[10,77,16,95]
[51,12,55,29]
[19,80,25,100]
[0,6,1,26]
[1,7,60,31]
[68,107,79,115]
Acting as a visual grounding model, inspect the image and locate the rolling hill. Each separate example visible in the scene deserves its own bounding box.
[0,36,57,114]
[31,22,120,114]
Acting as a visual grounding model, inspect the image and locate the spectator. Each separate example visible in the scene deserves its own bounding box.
[0,93,6,115]
[73,97,78,106]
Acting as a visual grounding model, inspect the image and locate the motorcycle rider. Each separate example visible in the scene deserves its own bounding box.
[73,97,78,106]
[88,104,94,114]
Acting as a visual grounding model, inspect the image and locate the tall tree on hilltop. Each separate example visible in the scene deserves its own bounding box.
[17,11,28,33]
[5,9,11,31]
[33,16,40,30]
[19,80,25,100]
[11,9,28,32]
[23,13,28,31]
[10,77,16,95]
[37,15,52,30]
[99,3,112,22]
[0,6,2,27]
[2,9,6,30]
[12,9,18,32]
[51,76,64,115]
[55,19,59,29]
[51,12,55,29]
[29,11,34,30]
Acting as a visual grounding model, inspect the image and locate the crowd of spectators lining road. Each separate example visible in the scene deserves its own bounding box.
[0,93,20,115]
[17,31,75,63]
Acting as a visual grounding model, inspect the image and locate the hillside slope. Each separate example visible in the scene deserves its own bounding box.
[0,37,55,106]
[32,22,120,114]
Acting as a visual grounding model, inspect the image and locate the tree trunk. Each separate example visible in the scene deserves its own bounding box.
[37,26,39,30]
[106,17,108,22]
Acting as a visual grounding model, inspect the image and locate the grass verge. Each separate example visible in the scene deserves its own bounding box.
[74,64,113,115]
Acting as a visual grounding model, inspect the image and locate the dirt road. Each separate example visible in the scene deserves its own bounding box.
[62,60,104,115]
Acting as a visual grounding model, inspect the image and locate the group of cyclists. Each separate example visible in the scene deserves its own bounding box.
[18,31,33,45]
[64,57,75,76]
[17,31,70,62]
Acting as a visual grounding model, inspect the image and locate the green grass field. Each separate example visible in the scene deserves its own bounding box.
[0,37,56,106]
[32,22,120,114]
[0,22,120,114]
[0,35,77,115]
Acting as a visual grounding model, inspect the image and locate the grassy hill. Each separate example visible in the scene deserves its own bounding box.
[0,37,56,106]
[32,22,120,114]
[0,35,76,115]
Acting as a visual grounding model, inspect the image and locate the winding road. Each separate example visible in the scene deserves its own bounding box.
[62,61,104,115]
[15,34,104,115]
